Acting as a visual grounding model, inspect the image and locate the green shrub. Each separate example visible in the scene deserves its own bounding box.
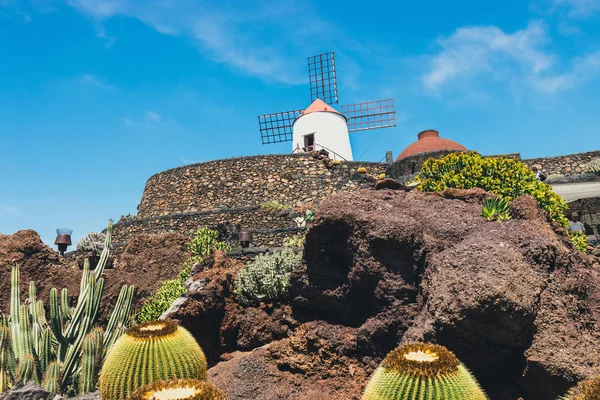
[235,249,302,306]
[545,173,564,182]
[137,228,230,323]
[568,230,588,253]
[188,227,231,262]
[416,152,570,224]
[259,200,287,213]
[284,233,305,247]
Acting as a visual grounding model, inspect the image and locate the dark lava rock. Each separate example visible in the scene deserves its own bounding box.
[0,381,61,400]
[194,188,600,400]
[374,178,403,190]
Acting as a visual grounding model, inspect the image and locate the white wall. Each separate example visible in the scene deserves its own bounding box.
[292,112,353,161]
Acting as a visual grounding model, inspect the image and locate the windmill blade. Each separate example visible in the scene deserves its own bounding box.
[258,110,302,144]
[341,99,397,132]
[308,52,338,105]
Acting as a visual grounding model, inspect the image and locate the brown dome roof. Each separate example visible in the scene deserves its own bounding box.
[396,130,467,160]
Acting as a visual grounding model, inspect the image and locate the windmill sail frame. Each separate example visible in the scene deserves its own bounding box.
[308,52,338,105]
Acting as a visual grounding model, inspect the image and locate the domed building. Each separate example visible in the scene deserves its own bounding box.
[386,129,468,181]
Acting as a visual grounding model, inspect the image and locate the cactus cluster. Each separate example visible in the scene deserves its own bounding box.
[481,197,511,221]
[362,342,488,400]
[77,231,107,253]
[0,222,134,395]
[559,376,600,400]
[127,378,227,400]
[583,158,600,174]
[99,319,208,400]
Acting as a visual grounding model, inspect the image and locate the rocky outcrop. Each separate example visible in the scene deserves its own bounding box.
[166,188,600,400]
[0,231,187,318]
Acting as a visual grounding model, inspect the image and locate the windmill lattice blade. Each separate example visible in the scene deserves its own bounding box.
[342,99,397,132]
[258,110,302,144]
[308,52,338,105]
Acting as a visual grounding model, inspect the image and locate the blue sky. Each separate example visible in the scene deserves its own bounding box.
[1,0,599,246]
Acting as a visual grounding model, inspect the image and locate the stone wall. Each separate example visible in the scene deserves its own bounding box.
[112,152,386,247]
[137,152,387,218]
[386,150,457,182]
[522,150,600,176]
[567,197,600,237]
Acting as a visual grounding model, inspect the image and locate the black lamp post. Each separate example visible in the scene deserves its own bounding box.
[239,230,252,248]
[54,228,73,256]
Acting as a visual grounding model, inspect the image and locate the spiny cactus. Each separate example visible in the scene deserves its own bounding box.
[99,319,208,400]
[127,378,227,400]
[0,222,135,395]
[362,342,488,400]
[77,231,106,253]
[583,158,600,174]
[559,376,600,399]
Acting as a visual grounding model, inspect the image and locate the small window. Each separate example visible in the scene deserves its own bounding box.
[303,134,315,152]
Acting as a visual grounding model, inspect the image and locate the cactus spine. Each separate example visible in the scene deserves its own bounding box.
[127,378,227,400]
[559,376,600,399]
[0,222,135,394]
[362,342,488,400]
[100,319,208,400]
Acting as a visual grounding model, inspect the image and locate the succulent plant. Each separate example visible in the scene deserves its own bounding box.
[378,173,385,180]
[99,319,208,400]
[0,222,134,395]
[357,166,367,174]
[332,159,341,166]
[481,197,510,221]
[127,378,227,400]
[558,375,600,400]
[76,231,106,254]
[362,342,488,400]
[583,158,600,174]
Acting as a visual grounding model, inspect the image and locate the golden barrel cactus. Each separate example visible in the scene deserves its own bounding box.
[99,319,207,400]
[127,378,227,400]
[559,376,600,399]
[362,342,488,400]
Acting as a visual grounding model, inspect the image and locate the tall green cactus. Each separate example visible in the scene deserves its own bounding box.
[0,222,135,394]
[362,342,488,400]
[99,319,208,400]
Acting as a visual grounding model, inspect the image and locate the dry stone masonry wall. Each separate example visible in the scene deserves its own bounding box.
[113,153,386,246]
[522,150,600,176]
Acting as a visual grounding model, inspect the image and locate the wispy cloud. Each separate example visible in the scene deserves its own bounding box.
[67,0,362,86]
[423,21,553,92]
[554,0,600,18]
[530,50,600,92]
[145,111,161,122]
[0,204,21,216]
[80,73,115,89]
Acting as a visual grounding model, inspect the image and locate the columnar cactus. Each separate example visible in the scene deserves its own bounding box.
[0,222,135,394]
[127,379,227,400]
[99,319,208,400]
[362,342,488,400]
[583,158,600,174]
[559,376,600,399]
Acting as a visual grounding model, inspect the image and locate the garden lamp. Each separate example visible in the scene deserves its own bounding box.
[55,228,73,256]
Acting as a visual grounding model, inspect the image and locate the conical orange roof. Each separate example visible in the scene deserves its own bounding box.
[300,99,345,118]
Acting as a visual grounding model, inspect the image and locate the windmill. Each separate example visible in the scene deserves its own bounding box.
[257,51,396,161]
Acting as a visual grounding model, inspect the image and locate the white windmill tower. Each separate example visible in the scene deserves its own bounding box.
[257,52,396,161]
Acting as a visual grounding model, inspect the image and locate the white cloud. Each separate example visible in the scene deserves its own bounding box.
[423,21,554,92]
[0,204,21,216]
[145,111,161,122]
[67,0,345,85]
[80,73,115,89]
[530,50,600,92]
[554,0,600,18]
[121,117,133,126]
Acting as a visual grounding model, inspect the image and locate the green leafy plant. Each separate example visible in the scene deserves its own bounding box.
[0,222,134,395]
[283,233,305,248]
[235,249,302,306]
[481,197,511,221]
[583,158,600,174]
[414,151,585,249]
[127,378,227,400]
[294,210,315,228]
[259,200,287,213]
[99,319,207,400]
[137,228,230,323]
[568,230,588,252]
[362,342,488,400]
